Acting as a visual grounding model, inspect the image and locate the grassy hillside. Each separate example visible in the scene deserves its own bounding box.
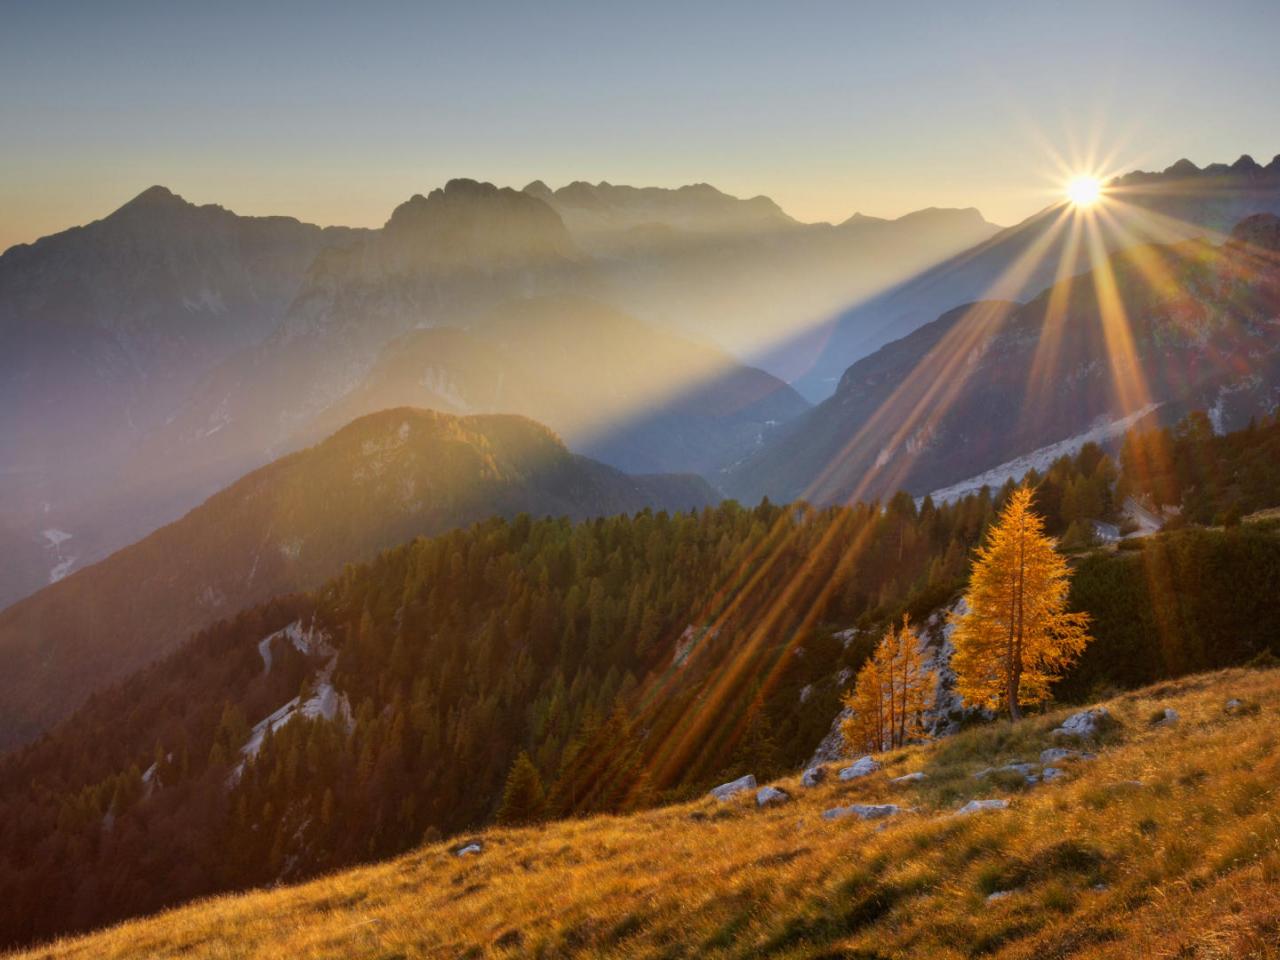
[16,666,1279,959]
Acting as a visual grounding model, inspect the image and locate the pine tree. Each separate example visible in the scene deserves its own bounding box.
[495,751,547,825]
[951,486,1092,720]
[841,614,935,753]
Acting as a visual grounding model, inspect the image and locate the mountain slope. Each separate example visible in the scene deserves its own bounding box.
[0,408,716,750]
[14,665,1280,960]
[0,187,369,604]
[729,212,1280,505]
[791,154,1280,398]
[313,296,811,476]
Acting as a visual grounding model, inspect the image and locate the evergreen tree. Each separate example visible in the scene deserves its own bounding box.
[495,752,547,825]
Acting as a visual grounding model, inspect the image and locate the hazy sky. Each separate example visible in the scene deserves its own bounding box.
[3,0,1278,252]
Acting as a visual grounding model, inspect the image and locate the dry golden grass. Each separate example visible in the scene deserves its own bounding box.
[12,667,1280,960]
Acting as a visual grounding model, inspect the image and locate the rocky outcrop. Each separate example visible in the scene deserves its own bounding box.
[807,597,983,769]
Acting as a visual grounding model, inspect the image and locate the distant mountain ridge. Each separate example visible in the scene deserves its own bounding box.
[0,407,716,750]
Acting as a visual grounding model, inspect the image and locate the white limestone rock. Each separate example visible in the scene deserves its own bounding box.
[709,774,757,802]
[1052,707,1111,741]
[823,803,900,821]
[956,798,1009,815]
[756,786,791,807]
[838,756,882,781]
[801,766,828,788]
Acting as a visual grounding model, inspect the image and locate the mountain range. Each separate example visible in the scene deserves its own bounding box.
[0,178,994,608]
[787,154,1280,398]
[729,211,1280,505]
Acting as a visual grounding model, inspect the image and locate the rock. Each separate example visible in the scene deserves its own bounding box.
[455,842,483,857]
[823,803,900,821]
[1052,707,1111,741]
[756,786,790,807]
[801,766,828,788]
[1225,698,1242,712]
[986,890,1014,902]
[838,756,882,781]
[1039,747,1076,765]
[956,798,1009,816]
[1041,767,1066,782]
[890,771,928,785]
[709,774,757,801]
[1152,707,1179,727]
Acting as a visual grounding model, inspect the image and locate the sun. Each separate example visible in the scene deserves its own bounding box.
[1066,175,1103,208]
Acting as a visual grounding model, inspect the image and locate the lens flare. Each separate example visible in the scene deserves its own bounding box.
[1066,175,1103,208]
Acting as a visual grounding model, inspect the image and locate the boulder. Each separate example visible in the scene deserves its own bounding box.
[709,774,757,802]
[986,890,1014,902]
[1041,767,1066,782]
[801,766,828,788]
[823,803,900,821]
[956,798,1009,816]
[1152,707,1179,727]
[890,772,927,785]
[1052,707,1111,741]
[756,786,791,807]
[1225,698,1242,712]
[838,756,882,781]
[454,842,483,857]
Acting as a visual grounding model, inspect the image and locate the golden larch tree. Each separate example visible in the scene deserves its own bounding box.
[951,486,1091,721]
[842,614,935,754]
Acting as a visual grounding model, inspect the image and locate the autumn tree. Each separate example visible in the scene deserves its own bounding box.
[951,486,1091,720]
[841,614,935,754]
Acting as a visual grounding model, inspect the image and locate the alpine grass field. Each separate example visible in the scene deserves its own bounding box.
[14,666,1278,960]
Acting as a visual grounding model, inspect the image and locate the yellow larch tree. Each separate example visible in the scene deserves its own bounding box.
[841,614,935,754]
[951,486,1092,721]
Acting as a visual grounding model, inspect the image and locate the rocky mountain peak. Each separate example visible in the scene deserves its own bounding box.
[379,179,575,269]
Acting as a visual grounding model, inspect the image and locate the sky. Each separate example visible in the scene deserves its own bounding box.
[3,0,1279,252]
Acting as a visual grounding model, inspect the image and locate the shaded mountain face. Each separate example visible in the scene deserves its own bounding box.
[311,296,810,477]
[0,408,716,751]
[525,181,1002,386]
[728,213,1280,506]
[790,155,1280,399]
[0,187,369,605]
